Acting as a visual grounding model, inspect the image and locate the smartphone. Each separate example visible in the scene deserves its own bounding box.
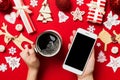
[63,28,97,75]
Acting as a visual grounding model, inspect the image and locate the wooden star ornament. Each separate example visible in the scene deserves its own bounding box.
[71,7,85,21]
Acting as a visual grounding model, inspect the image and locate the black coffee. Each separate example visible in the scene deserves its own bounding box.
[37,32,60,55]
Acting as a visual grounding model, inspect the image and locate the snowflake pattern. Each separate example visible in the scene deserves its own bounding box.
[76,0,84,6]
[9,47,16,55]
[5,56,20,71]
[71,7,85,21]
[87,25,95,33]
[106,56,120,72]
[97,51,107,63]
[30,0,38,7]
[0,63,7,72]
[103,11,120,30]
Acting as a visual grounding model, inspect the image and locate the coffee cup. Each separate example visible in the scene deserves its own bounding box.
[35,30,62,57]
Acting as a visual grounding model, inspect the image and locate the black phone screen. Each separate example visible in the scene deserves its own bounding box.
[65,33,95,71]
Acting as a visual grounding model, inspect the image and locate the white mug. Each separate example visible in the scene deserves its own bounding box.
[35,30,62,57]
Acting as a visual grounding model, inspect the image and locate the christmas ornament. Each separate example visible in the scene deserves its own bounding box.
[98,29,112,51]
[0,63,7,72]
[103,11,120,30]
[55,0,72,12]
[111,46,119,54]
[30,0,38,7]
[5,56,20,71]
[13,0,36,34]
[0,45,5,52]
[113,30,120,44]
[4,12,17,24]
[77,0,84,6]
[87,0,106,24]
[0,0,12,13]
[58,11,69,23]
[96,42,101,47]
[97,50,107,63]
[37,0,53,23]
[0,23,33,51]
[15,24,23,32]
[71,7,85,21]
[110,0,120,14]
[106,56,120,72]
[87,25,95,33]
[9,46,16,55]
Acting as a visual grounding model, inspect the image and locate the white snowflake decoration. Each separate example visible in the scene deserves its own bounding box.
[87,25,95,33]
[0,63,7,72]
[76,0,84,6]
[106,56,120,72]
[96,42,101,47]
[5,56,20,71]
[30,0,38,7]
[58,11,69,23]
[97,51,107,63]
[103,11,120,30]
[9,47,16,55]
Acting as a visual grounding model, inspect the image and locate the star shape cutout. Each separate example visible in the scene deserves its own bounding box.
[71,7,85,21]
[106,56,120,72]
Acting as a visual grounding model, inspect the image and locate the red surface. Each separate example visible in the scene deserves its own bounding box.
[0,0,120,80]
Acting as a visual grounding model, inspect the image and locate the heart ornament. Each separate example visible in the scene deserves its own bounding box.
[4,12,17,24]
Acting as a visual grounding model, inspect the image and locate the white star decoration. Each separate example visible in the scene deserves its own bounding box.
[106,56,120,72]
[30,0,38,7]
[76,0,84,6]
[71,7,85,21]
[87,25,95,33]
[9,47,16,55]
[0,63,7,72]
[58,11,69,23]
[5,56,20,71]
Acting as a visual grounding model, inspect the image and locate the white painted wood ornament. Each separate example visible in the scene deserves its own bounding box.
[0,23,33,51]
[37,0,53,23]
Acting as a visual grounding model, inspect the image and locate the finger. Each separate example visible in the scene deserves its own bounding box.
[29,48,35,55]
[72,30,76,36]
[70,36,73,43]
[68,43,71,50]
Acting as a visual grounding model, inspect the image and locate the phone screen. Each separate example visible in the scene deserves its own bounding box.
[65,33,95,71]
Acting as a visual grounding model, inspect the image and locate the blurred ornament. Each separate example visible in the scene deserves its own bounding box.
[55,0,72,12]
[110,0,120,14]
[0,0,12,13]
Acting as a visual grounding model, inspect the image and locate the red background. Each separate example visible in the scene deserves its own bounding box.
[0,0,120,80]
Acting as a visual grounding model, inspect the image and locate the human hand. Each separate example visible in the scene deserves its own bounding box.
[68,30,95,80]
[20,45,40,71]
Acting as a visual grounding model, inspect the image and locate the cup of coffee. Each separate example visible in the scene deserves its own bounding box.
[35,30,62,57]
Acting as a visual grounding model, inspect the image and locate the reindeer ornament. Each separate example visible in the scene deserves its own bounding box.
[0,23,33,50]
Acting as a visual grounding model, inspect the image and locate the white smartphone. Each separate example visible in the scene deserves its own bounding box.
[63,28,97,75]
